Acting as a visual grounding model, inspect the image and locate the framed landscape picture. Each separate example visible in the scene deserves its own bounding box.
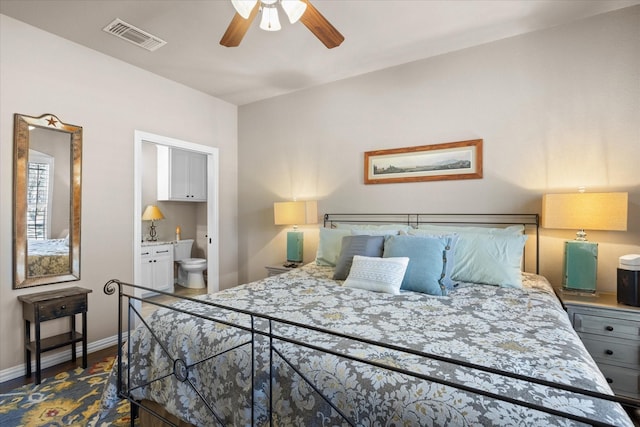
[364,139,483,184]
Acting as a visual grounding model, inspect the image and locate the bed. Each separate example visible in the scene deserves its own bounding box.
[98,213,636,426]
[27,238,70,276]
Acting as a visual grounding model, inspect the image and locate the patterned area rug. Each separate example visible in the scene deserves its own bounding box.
[0,356,134,426]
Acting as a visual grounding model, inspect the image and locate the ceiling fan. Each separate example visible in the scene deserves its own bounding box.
[220,0,344,49]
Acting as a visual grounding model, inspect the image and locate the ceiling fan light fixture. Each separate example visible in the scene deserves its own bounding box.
[280,0,307,24]
[260,4,281,31]
[231,0,258,19]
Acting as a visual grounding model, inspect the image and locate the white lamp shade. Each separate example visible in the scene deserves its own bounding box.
[281,0,307,23]
[260,5,281,31]
[274,201,318,226]
[542,192,628,231]
[231,0,258,19]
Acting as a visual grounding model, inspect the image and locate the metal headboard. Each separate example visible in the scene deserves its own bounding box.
[323,213,540,274]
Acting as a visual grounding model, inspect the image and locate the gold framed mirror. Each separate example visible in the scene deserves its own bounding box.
[13,113,82,288]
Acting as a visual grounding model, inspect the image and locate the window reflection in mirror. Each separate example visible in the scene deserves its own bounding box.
[13,113,82,288]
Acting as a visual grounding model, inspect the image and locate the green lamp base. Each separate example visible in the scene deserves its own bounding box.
[286,231,303,263]
[563,240,598,292]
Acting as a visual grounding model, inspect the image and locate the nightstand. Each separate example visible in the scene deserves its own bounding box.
[265,263,300,277]
[558,289,640,401]
[18,287,92,384]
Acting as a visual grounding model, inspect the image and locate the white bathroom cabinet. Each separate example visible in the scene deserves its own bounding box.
[157,146,207,201]
[141,243,174,294]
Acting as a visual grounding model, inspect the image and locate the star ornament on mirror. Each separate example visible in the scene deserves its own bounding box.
[47,116,58,127]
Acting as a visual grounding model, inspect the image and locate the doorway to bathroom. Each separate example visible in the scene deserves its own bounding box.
[133,130,219,309]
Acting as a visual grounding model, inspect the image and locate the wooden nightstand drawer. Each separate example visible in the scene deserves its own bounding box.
[559,290,640,402]
[598,363,640,399]
[573,312,640,340]
[580,335,640,367]
[38,295,87,321]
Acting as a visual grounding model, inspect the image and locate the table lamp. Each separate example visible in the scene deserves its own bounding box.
[274,200,318,264]
[142,205,165,241]
[542,191,628,292]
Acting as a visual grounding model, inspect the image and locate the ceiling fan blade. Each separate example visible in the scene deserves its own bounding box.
[299,0,344,49]
[220,3,260,47]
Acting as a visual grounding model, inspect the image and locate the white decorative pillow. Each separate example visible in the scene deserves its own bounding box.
[315,228,351,266]
[344,255,409,295]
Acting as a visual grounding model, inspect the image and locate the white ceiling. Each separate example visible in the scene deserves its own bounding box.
[2,0,638,105]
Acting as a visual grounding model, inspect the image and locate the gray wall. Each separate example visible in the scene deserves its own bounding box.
[0,15,238,374]
[238,6,640,287]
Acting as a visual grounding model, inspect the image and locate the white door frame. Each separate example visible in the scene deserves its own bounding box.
[133,130,219,296]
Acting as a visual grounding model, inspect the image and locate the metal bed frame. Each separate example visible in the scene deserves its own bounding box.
[103,213,635,427]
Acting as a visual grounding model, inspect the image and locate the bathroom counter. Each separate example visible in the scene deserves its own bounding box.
[142,240,177,247]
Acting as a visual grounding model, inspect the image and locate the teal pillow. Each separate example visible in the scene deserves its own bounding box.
[416,224,524,235]
[449,233,528,287]
[407,230,459,290]
[315,228,351,266]
[383,235,453,296]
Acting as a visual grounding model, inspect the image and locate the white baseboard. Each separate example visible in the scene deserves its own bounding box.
[0,334,119,384]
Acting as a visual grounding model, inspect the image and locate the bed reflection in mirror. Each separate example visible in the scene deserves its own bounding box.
[13,113,82,288]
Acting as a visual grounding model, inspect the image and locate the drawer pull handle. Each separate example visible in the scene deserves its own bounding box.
[605,326,614,332]
[606,377,613,384]
[605,349,614,355]
[60,305,66,310]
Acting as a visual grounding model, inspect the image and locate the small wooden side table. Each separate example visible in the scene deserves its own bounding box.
[18,286,92,384]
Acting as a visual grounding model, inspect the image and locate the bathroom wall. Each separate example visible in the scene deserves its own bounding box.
[141,141,204,258]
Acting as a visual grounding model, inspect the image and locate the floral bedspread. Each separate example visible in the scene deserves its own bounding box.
[99,264,632,426]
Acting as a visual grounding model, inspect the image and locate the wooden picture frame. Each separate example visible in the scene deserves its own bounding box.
[364,139,483,184]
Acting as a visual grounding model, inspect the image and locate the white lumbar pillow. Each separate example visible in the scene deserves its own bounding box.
[344,255,409,295]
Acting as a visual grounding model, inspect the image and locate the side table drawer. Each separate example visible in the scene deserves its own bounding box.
[598,363,640,399]
[580,335,640,367]
[38,295,87,321]
[573,312,640,340]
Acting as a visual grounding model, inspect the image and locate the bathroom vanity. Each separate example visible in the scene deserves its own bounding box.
[140,242,174,295]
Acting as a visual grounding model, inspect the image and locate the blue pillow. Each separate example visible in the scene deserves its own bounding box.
[410,228,527,287]
[383,235,455,296]
[408,231,459,290]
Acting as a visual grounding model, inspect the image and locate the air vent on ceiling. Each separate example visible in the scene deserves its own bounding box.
[103,18,167,52]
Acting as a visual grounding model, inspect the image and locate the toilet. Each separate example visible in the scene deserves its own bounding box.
[173,239,207,289]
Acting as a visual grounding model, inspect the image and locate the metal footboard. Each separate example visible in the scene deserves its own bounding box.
[104,279,638,427]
